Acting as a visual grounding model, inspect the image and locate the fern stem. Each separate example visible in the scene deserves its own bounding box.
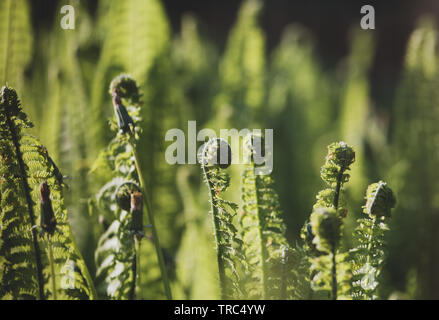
[135,238,141,298]
[4,107,45,300]
[202,165,228,299]
[130,249,137,300]
[130,237,142,300]
[47,239,57,300]
[331,246,337,300]
[331,166,345,300]
[130,140,172,300]
[280,246,287,300]
[252,163,268,299]
[366,216,377,266]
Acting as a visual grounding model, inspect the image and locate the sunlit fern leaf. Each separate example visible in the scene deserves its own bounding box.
[339,29,375,199]
[350,181,396,300]
[267,25,335,239]
[173,167,221,299]
[301,142,355,300]
[215,0,266,126]
[92,77,166,299]
[0,87,95,300]
[0,0,32,88]
[92,125,138,300]
[200,138,244,299]
[239,134,303,299]
[91,0,170,152]
[95,218,135,299]
[389,18,439,299]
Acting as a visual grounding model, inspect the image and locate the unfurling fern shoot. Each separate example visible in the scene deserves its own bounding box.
[200,138,243,299]
[350,181,396,299]
[112,75,171,299]
[94,74,171,299]
[303,141,355,300]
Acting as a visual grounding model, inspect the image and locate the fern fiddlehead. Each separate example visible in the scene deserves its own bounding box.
[94,74,172,299]
[200,138,243,299]
[350,181,396,299]
[112,74,172,299]
[303,141,355,300]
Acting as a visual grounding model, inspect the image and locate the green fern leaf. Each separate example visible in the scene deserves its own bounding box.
[200,138,244,299]
[239,134,301,299]
[0,0,32,88]
[350,181,396,300]
[0,87,96,300]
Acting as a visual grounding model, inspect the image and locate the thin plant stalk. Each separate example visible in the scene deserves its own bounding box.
[47,238,57,300]
[331,152,347,301]
[202,165,227,299]
[130,138,172,300]
[130,247,137,300]
[135,237,141,299]
[251,160,268,299]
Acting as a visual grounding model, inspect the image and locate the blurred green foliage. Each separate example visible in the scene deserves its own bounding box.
[2,0,439,299]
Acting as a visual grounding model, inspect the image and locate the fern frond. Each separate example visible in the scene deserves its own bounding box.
[350,181,396,300]
[302,142,355,300]
[200,138,244,299]
[93,75,172,299]
[92,91,141,299]
[339,30,375,198]
[0,87,44,299]
[239,134,299,299]
[215,0,266,126]
[91,0,170,151]
[0,87,95,300]
[0,0,32,87]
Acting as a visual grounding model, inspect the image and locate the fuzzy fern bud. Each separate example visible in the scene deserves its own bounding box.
[363,181,396,218]
[109,74,141,134]
[200,138,232,169]
[109,74,141,105]
[39,181,57,236]
[321,142,355,186]
[310,207,341,252]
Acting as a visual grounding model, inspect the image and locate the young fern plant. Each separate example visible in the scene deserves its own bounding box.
[239,133,299,299]
[94,179,143,299]
[350,181,396,299]
[199,138,244,299]
[302,142,355,300]
[93,74,171,299]
[0,86,96,300]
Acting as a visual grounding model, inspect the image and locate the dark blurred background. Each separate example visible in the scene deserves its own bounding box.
[31,0,439,111]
